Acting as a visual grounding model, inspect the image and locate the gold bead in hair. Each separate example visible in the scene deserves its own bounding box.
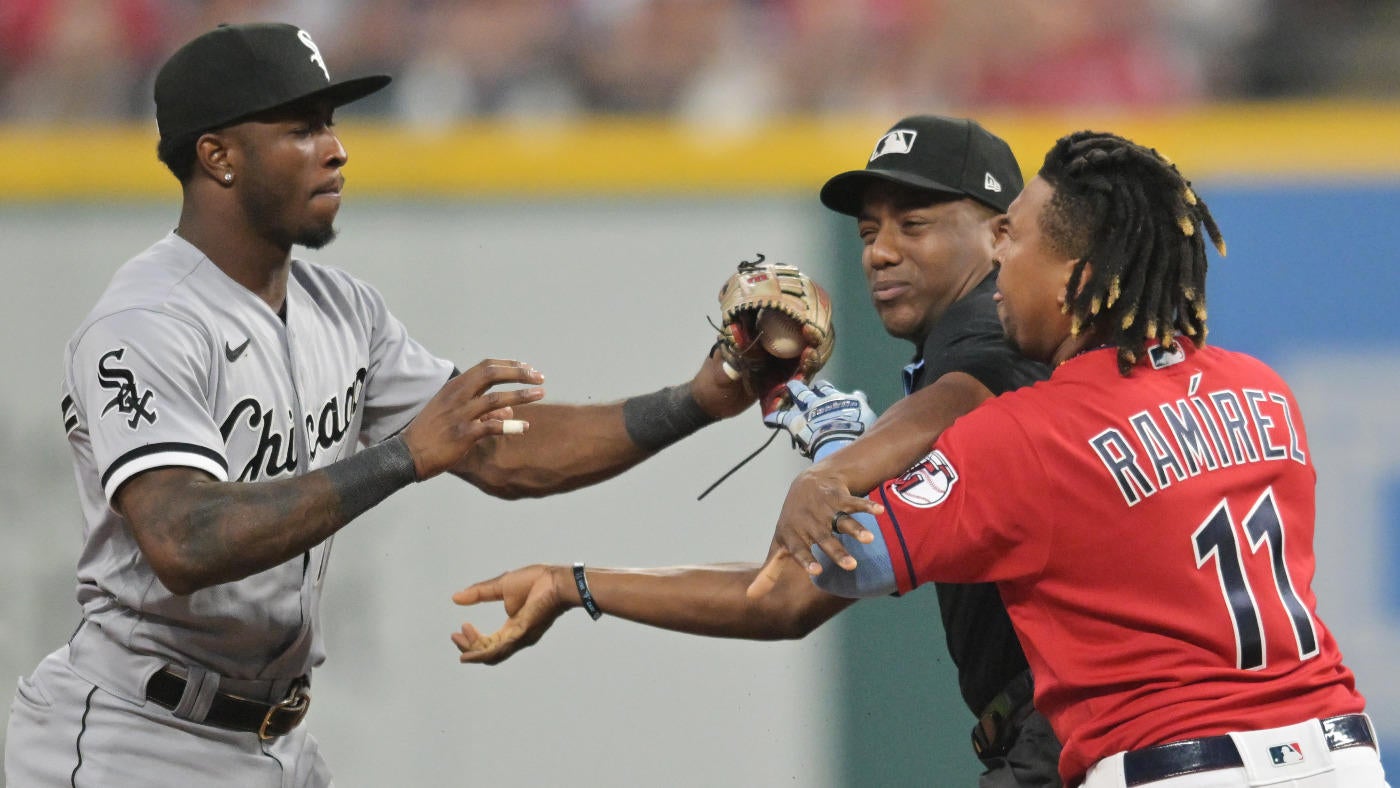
[1122,313,1136,329]
[1089,296,1102,316]
[1183,186,1197,206]
[1107,277,1121,308]
[1178,216,1195,236]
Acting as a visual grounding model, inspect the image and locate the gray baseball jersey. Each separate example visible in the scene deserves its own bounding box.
[61,231,451,681]
[8,231,454,785]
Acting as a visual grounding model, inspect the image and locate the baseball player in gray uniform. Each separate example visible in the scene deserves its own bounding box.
[4,23,757,787]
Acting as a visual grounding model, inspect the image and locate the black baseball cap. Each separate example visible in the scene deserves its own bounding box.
[154,23,391,140]
[820,115,1023,216]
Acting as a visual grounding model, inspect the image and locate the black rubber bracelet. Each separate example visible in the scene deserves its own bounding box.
[621,384,717,452]
[324,434,417,523]
[572,562,603,621]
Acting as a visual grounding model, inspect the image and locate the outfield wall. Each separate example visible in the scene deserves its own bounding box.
[1,106,1397,786]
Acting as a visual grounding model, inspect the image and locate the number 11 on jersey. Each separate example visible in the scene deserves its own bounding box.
[1193,488,1320,671]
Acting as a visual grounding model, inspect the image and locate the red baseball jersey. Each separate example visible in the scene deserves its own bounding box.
[871,339,1365,785]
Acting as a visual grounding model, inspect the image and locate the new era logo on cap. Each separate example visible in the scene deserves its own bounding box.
[870,130,918,161]
[984,173,1002,192]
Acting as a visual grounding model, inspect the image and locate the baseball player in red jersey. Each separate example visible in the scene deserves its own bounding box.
[746,130,1390,787]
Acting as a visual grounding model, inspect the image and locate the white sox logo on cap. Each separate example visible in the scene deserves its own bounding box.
[869,129,917,161]
[297,29,329,80]
[891,450,958,507]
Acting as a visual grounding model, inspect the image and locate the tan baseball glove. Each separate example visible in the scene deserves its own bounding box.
[715,254,835,416]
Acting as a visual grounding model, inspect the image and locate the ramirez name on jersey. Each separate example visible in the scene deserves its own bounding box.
[1089,366,1306,508]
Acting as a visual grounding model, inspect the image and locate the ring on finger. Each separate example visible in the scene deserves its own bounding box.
[830,510,849,534]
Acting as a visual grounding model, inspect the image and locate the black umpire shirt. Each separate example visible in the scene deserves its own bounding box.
[901,271,1050,715]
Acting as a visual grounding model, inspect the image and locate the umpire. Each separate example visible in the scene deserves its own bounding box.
[816,115,1061,786]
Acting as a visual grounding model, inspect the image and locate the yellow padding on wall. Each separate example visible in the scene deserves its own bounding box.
[4,102,1399,201]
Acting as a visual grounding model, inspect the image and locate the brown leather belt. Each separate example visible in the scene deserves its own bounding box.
[145,668,311,740]
[1122,713,1376,786]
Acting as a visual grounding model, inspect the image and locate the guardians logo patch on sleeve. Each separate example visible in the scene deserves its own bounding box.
[891,450,957,507]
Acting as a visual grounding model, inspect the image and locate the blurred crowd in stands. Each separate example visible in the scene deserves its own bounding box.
[3,0,1398,126]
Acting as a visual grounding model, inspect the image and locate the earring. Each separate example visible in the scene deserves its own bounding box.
[223,172,234,183]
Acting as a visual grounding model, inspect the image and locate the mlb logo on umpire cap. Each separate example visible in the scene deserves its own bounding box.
[820,115,1024,217]
[154,22,391,141]
[870,130,917,160]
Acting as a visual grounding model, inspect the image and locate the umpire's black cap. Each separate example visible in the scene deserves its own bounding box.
[154,23,390,141]
[820,115,1023,216]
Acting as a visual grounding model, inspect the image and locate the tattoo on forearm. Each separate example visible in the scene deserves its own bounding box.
[181,476,320,575]
[143,436,417,587]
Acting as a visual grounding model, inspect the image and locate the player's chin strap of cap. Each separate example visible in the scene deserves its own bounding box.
[145,667,311,740]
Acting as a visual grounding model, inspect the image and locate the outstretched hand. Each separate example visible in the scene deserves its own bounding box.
[746,380,883,598]
[745,465,884,599]
[451,564,571,665]
[405,359,545,480]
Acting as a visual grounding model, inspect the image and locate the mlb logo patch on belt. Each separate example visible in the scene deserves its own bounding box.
[1269,742,1304,765]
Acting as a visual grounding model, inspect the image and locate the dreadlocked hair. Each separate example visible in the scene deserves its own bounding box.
[1038,130,1225,375]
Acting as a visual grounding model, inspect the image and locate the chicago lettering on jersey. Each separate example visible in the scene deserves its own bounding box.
[306,368,369,460]
[1088,371,1306,506]
[220,368,367,481]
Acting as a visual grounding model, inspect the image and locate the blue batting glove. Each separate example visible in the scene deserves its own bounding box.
[763,379,878,461]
